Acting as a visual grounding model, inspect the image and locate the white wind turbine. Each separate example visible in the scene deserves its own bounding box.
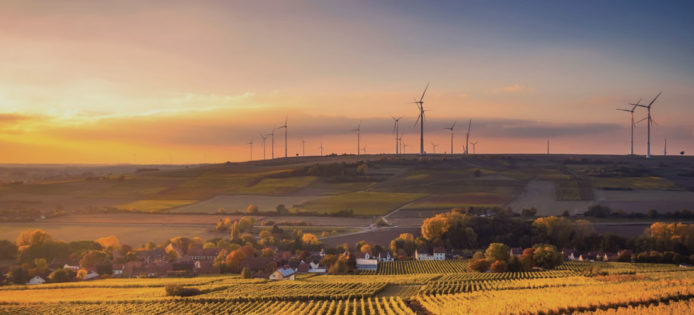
[277,116,288,158]
[353,122,361,156]
[444,121,456,155]
[616,99,640,155]
[392,116,403,155]
[301,138,306,157]
[248,139,253,161]
[319,143,324,157]
[464,120,472,155]
[431,142,438,154]
[269,128,276,159]
[260,134,270,160]
[632,92,662,158]
[413,83,429,155]
[471,141,478,154]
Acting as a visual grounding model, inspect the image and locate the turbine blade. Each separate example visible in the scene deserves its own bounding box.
[648,92,662,107]
[419,82,430,102]
[636,117,648,124]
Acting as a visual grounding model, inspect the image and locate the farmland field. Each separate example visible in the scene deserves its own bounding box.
[296,191,426,216]
[1,261,693,314]
[169,194,323,214]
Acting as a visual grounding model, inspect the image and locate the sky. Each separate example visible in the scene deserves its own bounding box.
[0,0,692,163]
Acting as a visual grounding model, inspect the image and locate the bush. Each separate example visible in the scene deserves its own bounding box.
[241,267,252,279]
[467,258,490,272]
[165,284,201,297]
[490,260,508,273]
[49,268,70,283]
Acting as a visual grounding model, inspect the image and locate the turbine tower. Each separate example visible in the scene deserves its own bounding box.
[248,139,253,161]
[464,120,472,155]
[617,99,640,155]
[633,92,661,159]
[277,116,288,158]
[260,134,269,160]
[413,83,429,155]
[353,122,361,156]
[301,138,306,157]
[444,121,456,155]
[471,141,478,154]
[362,144,367,155]
[547,139,550,155]
[664,138,667,156]
[402,140,407,154]
[431,142,438,154]
[392,117,402,155]
[270,128,275,159]
[319,143,324,156]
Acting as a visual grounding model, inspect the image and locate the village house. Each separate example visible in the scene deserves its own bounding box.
[415,247,446,261]
[184,248,220,262]
[269,267,296,280]
[26,275,46,285]
[356,252,378,271]
[562,249,579,261]
[194,260,220,275]
[509,247,523,257]
[83,271,100,281]
[377,251,394,262]
[112,264,125,277]
[308,261,326,273]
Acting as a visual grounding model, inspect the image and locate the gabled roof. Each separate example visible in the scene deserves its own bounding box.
[277,267,295,277]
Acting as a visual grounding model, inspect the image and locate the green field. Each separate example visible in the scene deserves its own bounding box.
[116,199,197,212]
[297,191,426,216]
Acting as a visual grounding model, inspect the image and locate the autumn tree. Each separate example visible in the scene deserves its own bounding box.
[95,235,121,249]
[421,215,450,241]
[238,217,255,234]
[247,204,259,214]
[532,244,563,269]
[302,233,319,246]
[485,243,510,262]
[16,229,53,250]
[490,260,508,272]
[49,268,70,283]
[390,233,416,257]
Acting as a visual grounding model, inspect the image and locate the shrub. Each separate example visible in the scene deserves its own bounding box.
[490,260,508,273]
[467,258,490,272]
[165,284,201,297]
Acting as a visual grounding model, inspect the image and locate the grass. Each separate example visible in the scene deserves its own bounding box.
[116,199,197,212]
[555,179,593,201]
[235,176,318,195]
[297,191,426,216]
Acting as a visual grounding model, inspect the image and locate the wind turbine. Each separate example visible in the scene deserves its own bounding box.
[471,141,478,154]
[319,143,324,156]
[444,121,456,155]
[547,139,550,155]
[633,92,661,158]
[260,134,269,160]
[617,99,640,155]
[277,116,288,158]
[270,128,275,159]
[664,138,667,156]
[392,116,402,155]
[248,139,253,161]
[464,120,472,155]
[413,83,429,155]
[402,140,407,154]
[353,122,361,156]
[301,138,306,157]
[362,144,367,155]
[431,142,438,154]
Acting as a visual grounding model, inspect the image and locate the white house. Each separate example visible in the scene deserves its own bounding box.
[356,252,378,271]
[377,251,394,262]
[269,267,295,280]
[63,263,80,272]
[84,271,100,281]
[26,276,46,285]
[308,262,326,273]
[415,248,446,261]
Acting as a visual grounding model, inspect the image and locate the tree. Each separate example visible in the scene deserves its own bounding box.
[246,204,259,214]
[276,204,289,215]
[0,240,17,260]
[484,243,510,262]
[241,267,252,279]
[328,256,349,274]
[75,268,89,281]
[95,235,121,249]
[230,222,240,242]
[532,244,563,269]
[34,258,48,275]
[238,217,255,234]
[7,266,28,284]
[421,215,450,241]
[302,233,319,246]
[521,208,537,217]
[48,268,70,283]
[356,163,369,175]
[80,250,108,268]
[390,233,416,257]
[16,229,53,250]
[490,260,508,272]
[467,258,490,272]
[360,244,372,254]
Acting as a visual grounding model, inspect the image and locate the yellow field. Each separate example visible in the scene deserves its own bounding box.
[116,199,197,212]
[297,191,426,216]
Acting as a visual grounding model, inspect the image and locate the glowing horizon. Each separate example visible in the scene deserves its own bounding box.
[1,1,692,164]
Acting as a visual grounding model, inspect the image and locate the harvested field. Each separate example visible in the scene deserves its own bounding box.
[320,227,421,247]
[116,199,197,212]
[506,180,594,216]
[595,189,694,213]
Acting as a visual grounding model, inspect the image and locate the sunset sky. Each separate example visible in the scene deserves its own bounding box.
[1,1,692,164]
